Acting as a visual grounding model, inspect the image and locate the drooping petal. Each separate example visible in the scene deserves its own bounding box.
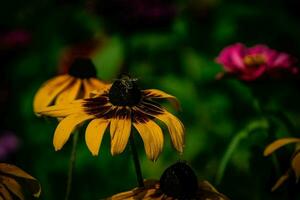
[133,119,164,161]
[110,108,131,155]
[0,183,13,199]
[33,75,73,113]
[137,100,184,153]
[55,79,82,104]
[264,138,300,156]
[53,114,93,150]
[37,100,84,118]
[143,89,181,110]
[271,170,291,191]
[85,119,109,156]
[291,151,300,182]
[153,111,184,153]
[1,176,25,200]
[0,163,41,197]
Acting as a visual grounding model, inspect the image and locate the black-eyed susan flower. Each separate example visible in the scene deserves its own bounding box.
[36,75,184,161]
[264,137,300,191]
[33,57,108,113]
[0,163,41,200]
[106,162,230,200]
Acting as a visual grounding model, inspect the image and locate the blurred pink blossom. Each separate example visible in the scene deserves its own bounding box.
[0,29,31,49]
[216,43,299,81]
[0,132,20,161]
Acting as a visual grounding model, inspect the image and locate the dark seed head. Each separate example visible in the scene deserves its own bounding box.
[108,75,141,106]
[68,58,97,78]
[160,161,198,199]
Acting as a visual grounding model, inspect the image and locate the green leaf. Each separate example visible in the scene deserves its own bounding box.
[215,120,268,184]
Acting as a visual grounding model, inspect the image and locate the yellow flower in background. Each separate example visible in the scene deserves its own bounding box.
[264,137,300,191]
[106,162,230,200]
[36,75,184,161]
[33,39,108,113]
[0,163,41,200]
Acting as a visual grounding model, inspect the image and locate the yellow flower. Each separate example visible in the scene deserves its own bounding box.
[33,58,107,112]
[36,75,184,161]
[33,40,108,113]
[264,137,300,191]
[106,162,230,200]
[0,163,41,200]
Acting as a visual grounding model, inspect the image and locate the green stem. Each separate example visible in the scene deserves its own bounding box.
[129,133,144,188]
[64,131,79,200]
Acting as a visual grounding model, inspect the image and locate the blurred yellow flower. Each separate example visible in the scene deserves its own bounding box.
[264,137,300,191]
[36,75,184,161]
[0,163,41,200]
[33,40,108,113]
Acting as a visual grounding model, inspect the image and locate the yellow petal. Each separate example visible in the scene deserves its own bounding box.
[89,78,109,90]
[37,100,84,118]
[143,89,181,110]
[107,190,136,200]
[33,75,73,113]
[133,120,164,161]
[292,151,300,182]
[264,138,300,156]
[155,111,185,153]
[271,170,291,191]
[0,183,13,199]
[1,175,25,200]
[197,180,230,200]
[53,114,93,150]
[55,79,82,104]
[0,163,41,197]
[85,119,109,156]
[110,109,131,155]
[82,79,94,98]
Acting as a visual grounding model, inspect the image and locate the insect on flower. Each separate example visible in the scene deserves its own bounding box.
[36,75,184,161]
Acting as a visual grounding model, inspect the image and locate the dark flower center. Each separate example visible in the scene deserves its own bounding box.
[108,76,142,106]
[160,162,198,199]
[68,58,97,78]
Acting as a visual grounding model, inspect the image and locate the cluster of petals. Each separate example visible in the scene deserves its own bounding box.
[216,43,299,81]
[264,137,300,191]
[36,83,184,161]
[0,163,41,200]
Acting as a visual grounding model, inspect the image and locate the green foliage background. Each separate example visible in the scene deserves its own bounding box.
[2,0,300,199]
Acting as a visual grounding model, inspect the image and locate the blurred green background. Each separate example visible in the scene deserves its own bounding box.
[1,0,300,199]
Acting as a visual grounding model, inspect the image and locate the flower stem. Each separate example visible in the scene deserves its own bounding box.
[64,131,79,200]
[129,133,144,188]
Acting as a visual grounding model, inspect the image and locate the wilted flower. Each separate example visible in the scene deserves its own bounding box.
[36,75,184,161]
[106,162,230,200]
[216,43,299,81]
[0,163,41,199]
[33,40,108,113]
[264,137,300,191]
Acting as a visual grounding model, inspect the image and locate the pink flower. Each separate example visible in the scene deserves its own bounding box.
[0,29,31,49]
[216,43,299,81]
